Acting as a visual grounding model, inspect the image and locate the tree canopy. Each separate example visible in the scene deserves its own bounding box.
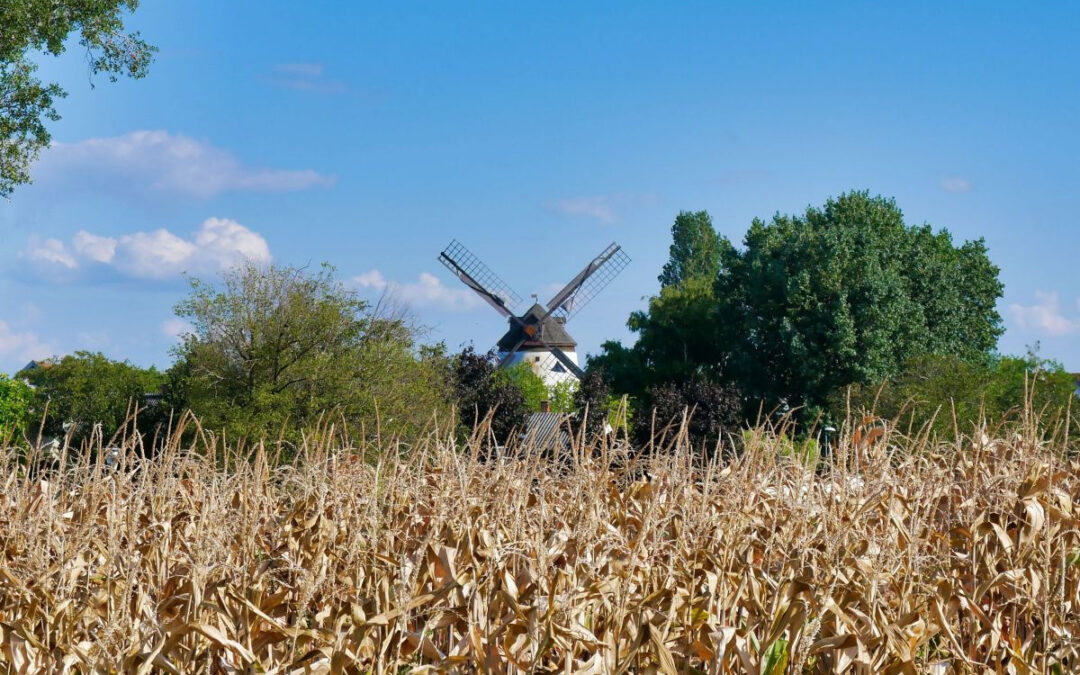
[1,0,154,196]
[594,191,1005,428]
[19,352,165,445]
[171,263,451,441]
[716,191,1003,413]
[658,210,727,288]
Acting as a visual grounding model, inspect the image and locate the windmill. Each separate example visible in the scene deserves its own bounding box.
[438,240,630,385]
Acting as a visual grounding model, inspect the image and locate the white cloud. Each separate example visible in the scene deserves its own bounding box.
[941,176,973,193]
[547,196,618,224]
[111,229,199,279]
[545,193,659,224]
[25,238,77,269]
[0,320,54,368]
[353,270,483,312]
[1009,291,1080,337]
[162,318,193,338]
[23,218,272,282]
[37,130,336,199]
[72,231,117,263]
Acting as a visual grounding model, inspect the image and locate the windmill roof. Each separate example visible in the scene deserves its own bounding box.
[496,303,577,350]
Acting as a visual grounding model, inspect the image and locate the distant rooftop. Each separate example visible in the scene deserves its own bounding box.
[521,411,573,453]
[18,359,54,375]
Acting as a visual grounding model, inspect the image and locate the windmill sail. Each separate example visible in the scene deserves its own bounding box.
[438,240,523,317]
[547,243,630,321]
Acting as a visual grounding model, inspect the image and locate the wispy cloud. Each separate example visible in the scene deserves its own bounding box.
[547,196,618,224]
[23,218,272,282]
[36,130,335,199]
[941,175,973,193]
[0,320,54,368]
[1009,291,1080,336]
[545,193,659,225]
[353,270,483,312]
[75,330,111,351]
[266,62,348,94]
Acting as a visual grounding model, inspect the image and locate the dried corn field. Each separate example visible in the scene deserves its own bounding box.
[1,416,1079,673]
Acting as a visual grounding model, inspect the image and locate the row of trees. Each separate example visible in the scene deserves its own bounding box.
[0,264,577,450]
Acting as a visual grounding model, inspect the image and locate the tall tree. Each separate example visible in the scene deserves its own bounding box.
[657,210,726,287]
[591,275,727,402]
[715,191,1004,412]
[1,0,154,197]
[599,192,1005,426]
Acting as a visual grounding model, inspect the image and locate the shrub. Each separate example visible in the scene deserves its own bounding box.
[837,350,1077,439]
[0,374,35,441]
[645,378,742,454]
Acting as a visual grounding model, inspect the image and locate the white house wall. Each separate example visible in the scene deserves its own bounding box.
[499,349,580,387]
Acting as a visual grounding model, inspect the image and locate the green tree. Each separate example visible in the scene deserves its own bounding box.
[714,191,1003,415]
[548,379,578,414]
[495,364,577,414]
[19,352,165,445]
[1,0,155,197]
[0,373,36,440]
[599,192,1004,428]
[594,210,733,406]
[658,210,727,288]
[590,275,726,411]
[497,363,549,412]
[593,227,742,437]
[172,263,450,442]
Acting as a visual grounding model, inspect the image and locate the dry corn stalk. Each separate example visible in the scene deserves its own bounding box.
[0,416,1077,673]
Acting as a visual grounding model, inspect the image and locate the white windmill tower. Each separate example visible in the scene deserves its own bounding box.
[438,240,630,386]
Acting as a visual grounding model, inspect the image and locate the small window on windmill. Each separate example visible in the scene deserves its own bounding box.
[552,363,567,373]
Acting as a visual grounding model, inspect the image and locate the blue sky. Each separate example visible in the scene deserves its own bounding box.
[2,2,1079,374]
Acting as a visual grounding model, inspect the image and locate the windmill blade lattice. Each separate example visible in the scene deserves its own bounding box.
[547,243,630,322]
[438,240,523,316]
